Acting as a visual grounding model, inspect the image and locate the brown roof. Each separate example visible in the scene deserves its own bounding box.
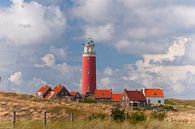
[144,88,164,97]
[94,89,112,99]
[125,90,146,101]
[112,94,123,102]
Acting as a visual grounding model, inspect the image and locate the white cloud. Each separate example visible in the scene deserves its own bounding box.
[85,23,114,42]
[73,0,114,23]
[9,72,23,85]
[143,37,190,66]
[42,54,56,67]
[72,0,195,56]
[35,53,56,68]
[0,0,66,45]
[49,46,67,61]
[135,38,195,94]
[97,37,195,97]
[103,67,113,76]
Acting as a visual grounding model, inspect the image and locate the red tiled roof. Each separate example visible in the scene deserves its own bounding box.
[70,92,79,97]
[46,85,67,99]
[112,94,123,102]
[36,85,51,96]
[125,90,146,101]
[144,88,164,97]
[94,89,112,99]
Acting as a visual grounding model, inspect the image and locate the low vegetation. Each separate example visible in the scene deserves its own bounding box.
[1,119,195,129]
[127,112,146,123]
[151,112,166,121]
[1,92,195,128]
[111,105,125,122]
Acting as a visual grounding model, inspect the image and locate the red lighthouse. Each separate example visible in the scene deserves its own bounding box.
[82,38,96,96]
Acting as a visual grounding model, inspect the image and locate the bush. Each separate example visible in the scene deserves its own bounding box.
[82,96,97,103]
[111,105,125,122]
[127,112,146,123]
[88,113,106,120]
[164,105,175,111]
[151,112,166,121]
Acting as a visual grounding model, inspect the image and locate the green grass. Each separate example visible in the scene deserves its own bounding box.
[1,119,195,129]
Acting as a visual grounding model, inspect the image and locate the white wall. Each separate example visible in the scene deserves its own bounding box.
[146,97,164,105]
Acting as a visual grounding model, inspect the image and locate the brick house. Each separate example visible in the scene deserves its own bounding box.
[143,88,164,105]
[94,89,112,102]
[35,85,52,98]
[122,89,146,109]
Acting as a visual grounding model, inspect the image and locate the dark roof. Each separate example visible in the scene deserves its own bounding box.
[94,89,112,99]
[125,90,146,101]
[46,85,69,99]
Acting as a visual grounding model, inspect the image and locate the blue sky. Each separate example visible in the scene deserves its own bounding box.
[1,0,195,99]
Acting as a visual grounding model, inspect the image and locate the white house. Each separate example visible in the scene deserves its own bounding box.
[143,88,164,105]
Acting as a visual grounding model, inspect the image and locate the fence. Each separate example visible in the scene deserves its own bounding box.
[1,111,77,128]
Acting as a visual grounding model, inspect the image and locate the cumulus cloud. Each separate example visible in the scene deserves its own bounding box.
[96,37,195,98]
[41,54,56,67]
[143,37,190,66]
[0,0,66,45]
[35,53,56,68]
[72,0,114,23]
[85,23,114,42]
[72,0,195,56]
[9,72,23,85]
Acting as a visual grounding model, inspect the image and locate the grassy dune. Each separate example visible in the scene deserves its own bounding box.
[0,119,195,129]
[1,92,195,129]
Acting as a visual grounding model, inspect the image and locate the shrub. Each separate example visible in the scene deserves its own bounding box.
[127,112,146,123]
[164,105,175,111]
[82,96,97,103]
[151,112,166,121]
[88,113,106,120]
[111,105,125,122]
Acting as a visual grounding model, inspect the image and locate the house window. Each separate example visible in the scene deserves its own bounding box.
[148,99,150,103]
[158,100,161,104]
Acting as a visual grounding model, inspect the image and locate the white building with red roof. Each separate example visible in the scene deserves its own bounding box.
[143,88,164,105]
